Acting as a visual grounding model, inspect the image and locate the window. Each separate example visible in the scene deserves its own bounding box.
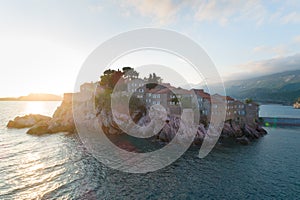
[152,101,160,105]
[152,94,160,98]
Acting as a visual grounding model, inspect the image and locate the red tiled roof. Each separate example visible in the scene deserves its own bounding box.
[156,88,170,94]
[192,89,211,99]
[211,94,235,101]
[172,88,193,95]
[146,88,161,94]
[146,86,191,95]
[234,100,244,104]
[225,96,235,101]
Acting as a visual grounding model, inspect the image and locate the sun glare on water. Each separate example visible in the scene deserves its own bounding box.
[25,102,47,115]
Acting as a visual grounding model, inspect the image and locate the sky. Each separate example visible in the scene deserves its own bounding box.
[0,0,300,97]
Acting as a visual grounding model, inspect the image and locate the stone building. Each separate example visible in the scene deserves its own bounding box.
[192,89,211,117]
[121,78,259,125]
[245,102,259,126]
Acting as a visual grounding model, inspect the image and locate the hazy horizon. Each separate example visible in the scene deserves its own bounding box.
[0,67,299,98]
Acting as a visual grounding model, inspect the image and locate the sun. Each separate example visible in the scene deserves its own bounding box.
[25,101,47,115]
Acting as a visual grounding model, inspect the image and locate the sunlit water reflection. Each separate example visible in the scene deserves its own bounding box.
[0,102,299,199]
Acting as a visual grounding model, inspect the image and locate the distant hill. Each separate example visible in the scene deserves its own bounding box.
[225,70,300,105]
[0,93,62,101]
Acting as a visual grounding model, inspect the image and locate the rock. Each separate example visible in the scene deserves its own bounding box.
[108,126,121,135]
[46,97,75,133]
[222,122,234,137]
[243,124,263,139]
[159,123,175,142]
[198,123,207,135]
[7,114,51,129]
[48,119,75,133]
[257,126,267,135]
[194,129,205,145]
[231,122,243,137]
[243,124,253,137]
[236,136,250,145]
[27,120,50,135]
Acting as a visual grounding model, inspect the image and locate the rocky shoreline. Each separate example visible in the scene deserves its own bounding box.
[7,98,75,135]
[7,96,267,145]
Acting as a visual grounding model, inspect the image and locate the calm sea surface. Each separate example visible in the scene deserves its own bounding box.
[260,104,300,118]
[0,102,299,199]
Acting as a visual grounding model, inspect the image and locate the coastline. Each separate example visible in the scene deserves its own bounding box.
[0,99,62,101]
[7,92,267,145]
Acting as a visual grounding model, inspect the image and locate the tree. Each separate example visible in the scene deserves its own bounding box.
[171,96,179,105]
[122,66,132,73]
[145,73,163,89]
[245,98,253,104]
[97,67,140,110]
[122,67,139,80]
[100,69,124,89]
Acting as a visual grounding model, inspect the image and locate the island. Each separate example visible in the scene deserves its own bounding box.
[7,67,267,145]
[0,93,62,101]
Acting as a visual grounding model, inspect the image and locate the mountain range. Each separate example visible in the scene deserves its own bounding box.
[0,93,62,101]
[225,70,300,105]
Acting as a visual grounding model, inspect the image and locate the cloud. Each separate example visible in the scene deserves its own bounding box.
[122,0,181,25]
[228,53,300,80]
[88,4,103,13]
[293,35,300,43]
[194,0,267,26]
[280,12,300,24]
[253,45,290,57]
[120,0,300,26]
[253,35,300,58]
